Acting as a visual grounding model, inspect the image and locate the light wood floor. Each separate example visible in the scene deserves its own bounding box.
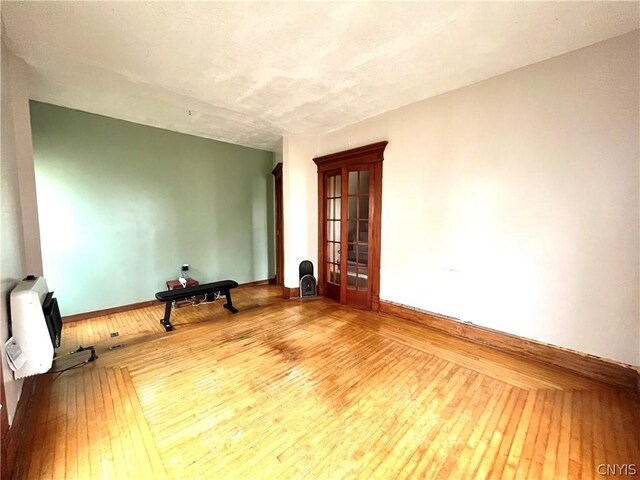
[13,285,640,479]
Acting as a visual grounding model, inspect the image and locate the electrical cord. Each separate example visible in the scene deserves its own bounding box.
[47,359,90,380]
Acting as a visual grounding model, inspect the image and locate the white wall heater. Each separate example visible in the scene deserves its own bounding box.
[9,276,62,379]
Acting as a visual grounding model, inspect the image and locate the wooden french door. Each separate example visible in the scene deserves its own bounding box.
[315,142,387,310]
[343,166,372,307]
[324,169,342,302]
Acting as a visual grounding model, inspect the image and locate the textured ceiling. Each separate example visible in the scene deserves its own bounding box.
[2,2,638,150]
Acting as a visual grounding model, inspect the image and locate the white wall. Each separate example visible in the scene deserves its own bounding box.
[282,135,319,288]
[283,31,640,365]
[0,40,42,423]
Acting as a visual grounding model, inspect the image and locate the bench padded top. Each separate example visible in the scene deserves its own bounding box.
[155,280,239,302]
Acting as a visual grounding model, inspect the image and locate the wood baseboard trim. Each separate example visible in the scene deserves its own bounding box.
[282,287,300,299]
[379,300,639,391]
[4,377,37,479]
[241,278,276,287]
[63,278,277,322]
[63,299,161,323]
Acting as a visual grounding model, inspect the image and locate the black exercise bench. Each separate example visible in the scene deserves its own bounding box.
[155,280,239,331]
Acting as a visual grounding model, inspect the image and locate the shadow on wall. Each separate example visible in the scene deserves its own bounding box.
[209,155,275,285]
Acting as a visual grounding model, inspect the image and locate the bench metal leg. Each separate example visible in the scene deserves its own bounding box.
[223,289,238,314]
[160,302,174,331]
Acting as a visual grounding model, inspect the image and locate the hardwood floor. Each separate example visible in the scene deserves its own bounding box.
[13,285,640,479]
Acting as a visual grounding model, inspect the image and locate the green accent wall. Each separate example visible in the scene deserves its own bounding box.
[30,101,275,316]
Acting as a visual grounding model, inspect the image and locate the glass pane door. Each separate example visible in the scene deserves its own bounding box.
[324,171,341,302]
[316,141,386,311]
[345,167,370,307]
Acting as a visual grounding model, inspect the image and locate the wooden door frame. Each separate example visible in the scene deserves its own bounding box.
[314,141,387,311]
[271,163,284,286]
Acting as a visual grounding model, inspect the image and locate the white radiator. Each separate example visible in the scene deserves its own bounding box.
[9,276,60,379]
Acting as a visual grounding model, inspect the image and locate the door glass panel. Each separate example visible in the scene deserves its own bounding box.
[335,198,341,219]
[334,263,341,285]
[347,242,355,263]
[358,268,369,290]
[357,221,368,244]
[358,247,368,267]
[326,176,334,197]
[326,221,333,242]
[348,171,358,194]
[359,171,370,194]
[348,220,356,243]
[348,197,357,220]
[359,195,369,219]
[334,242,341,264]
[347,268,357,288]
[327,242,335,263]
[334,220,341,241]
[346,243,357,290]
[327,199,334,219]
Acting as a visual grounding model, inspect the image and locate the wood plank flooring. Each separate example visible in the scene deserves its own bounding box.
[12,285,640,479]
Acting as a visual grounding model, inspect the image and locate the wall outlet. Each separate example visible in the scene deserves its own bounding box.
[182,264,189,271]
